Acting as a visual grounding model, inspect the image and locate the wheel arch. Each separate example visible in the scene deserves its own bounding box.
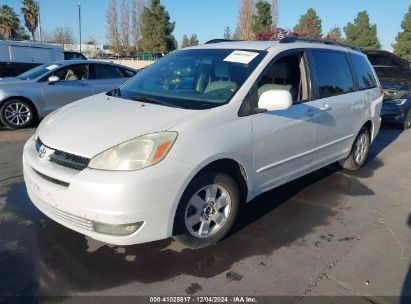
[1,96,40,120]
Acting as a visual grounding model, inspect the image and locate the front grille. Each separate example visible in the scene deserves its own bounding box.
[49,150,90,171]
[36,137,90,171]
[33,169,70,187]
[35,198,94,231]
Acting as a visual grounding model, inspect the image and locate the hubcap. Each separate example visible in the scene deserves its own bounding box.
[184,184,231,238]
[4,102,31,126]
[354,133,368,164]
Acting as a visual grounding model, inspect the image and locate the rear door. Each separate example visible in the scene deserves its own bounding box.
[89,63,131,94]
[308,49,363,165]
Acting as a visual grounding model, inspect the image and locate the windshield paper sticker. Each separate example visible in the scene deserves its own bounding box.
[223,50,259,64]
[46,64,59,70]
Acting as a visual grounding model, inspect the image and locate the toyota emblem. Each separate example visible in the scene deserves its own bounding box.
[39,147,47,158]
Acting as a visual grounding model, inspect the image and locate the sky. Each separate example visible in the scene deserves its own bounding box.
[3,0,410,51]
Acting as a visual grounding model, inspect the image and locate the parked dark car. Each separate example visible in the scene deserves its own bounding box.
[364,50,411,130]
[379,81,411,130]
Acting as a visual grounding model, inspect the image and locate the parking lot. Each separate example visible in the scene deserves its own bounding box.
[0,125,410,301]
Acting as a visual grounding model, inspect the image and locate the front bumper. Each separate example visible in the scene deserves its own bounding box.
[23,136,195,245]
[380,103,410,123]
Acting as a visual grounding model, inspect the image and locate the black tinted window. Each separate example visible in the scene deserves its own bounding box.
[121,68,136,77]
[93,64,124,79]
[311,50,354,98]
[349,53,377,90]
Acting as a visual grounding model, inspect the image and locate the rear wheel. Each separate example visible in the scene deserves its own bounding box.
[402,109,411,130]
[173,172,240,248]
[0,99,36,129]
[339,127,370,171]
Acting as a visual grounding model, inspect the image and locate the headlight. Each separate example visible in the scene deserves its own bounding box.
[88,132,178,171]
[385,99,407,105]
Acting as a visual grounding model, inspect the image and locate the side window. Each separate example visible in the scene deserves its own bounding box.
[310,50,354,99]
[349,53,377,90]
[257,51,309,103]
[93,64,124,79]
[121,68,137,78]
[51,64,89,81]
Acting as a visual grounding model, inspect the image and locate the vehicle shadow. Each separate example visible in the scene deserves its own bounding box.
[0,126,402,295]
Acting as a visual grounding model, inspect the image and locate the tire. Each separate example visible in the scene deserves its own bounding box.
[172,172,240,248]
[402,109,411,130]
[0,98,36,129]
[339,127,370,171]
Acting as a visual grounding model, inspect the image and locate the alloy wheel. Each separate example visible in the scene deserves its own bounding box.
[354,133,368,164]
[184,184,232,238]
[4,102,31,126]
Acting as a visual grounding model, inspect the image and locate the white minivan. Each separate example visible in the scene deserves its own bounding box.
[23,37,383,248]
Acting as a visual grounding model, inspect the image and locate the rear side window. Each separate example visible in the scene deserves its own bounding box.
[93,64,124,79]
[310,50,355,99]
[349,53,378,90]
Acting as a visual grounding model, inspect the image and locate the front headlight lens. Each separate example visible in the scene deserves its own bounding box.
[88,132,178,171]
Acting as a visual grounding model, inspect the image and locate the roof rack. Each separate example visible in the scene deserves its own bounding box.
[279,36,360,52]
[205,39,243,44]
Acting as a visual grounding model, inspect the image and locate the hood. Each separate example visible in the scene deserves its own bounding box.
[39,94,205,158]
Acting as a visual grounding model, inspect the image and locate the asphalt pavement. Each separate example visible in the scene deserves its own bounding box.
[0,125,410,303]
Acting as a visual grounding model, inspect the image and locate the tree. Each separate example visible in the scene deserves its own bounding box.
[131,0,145,53]
[0,5,20,39]
[15,26,30,40]
[324,26,342,42]
[106,0,121,54]
[181,34,190,48]
[293,8,322,38]
[344,11,380,50]
[189,33,199,46]
[252,0,272,35]
[223,26,232,39]
[141,0,176,53]
[235,0,255,40]
[120,0,131,55]
[48,27,75,44]
[20,0,39,40]
[255,27,295,41]
[393,5,411,62]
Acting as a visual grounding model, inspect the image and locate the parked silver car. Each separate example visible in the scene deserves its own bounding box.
[0,60,138,129]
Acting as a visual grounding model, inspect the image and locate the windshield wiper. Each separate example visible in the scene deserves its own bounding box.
[130,96,178,108]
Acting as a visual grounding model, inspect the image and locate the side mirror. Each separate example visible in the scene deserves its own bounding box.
[48,75,60,84]
[258,90,293,112]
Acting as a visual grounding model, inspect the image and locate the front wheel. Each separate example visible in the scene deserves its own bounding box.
[339,127,370,171]
[0,99,36,129]
[172,172,240,248]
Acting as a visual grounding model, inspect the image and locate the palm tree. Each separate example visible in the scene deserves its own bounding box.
[21,0,39,40]
[0,5,20,39]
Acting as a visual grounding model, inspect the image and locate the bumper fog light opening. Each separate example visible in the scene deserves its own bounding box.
[92,221,144,236]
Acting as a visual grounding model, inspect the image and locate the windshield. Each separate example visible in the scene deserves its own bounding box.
[117,49,266,109]
[16,63,63,80]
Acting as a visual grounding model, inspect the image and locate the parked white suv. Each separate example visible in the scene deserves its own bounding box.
[23,37,383,248]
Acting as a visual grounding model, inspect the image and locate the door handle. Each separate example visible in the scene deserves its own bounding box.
[320,103,331,111]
